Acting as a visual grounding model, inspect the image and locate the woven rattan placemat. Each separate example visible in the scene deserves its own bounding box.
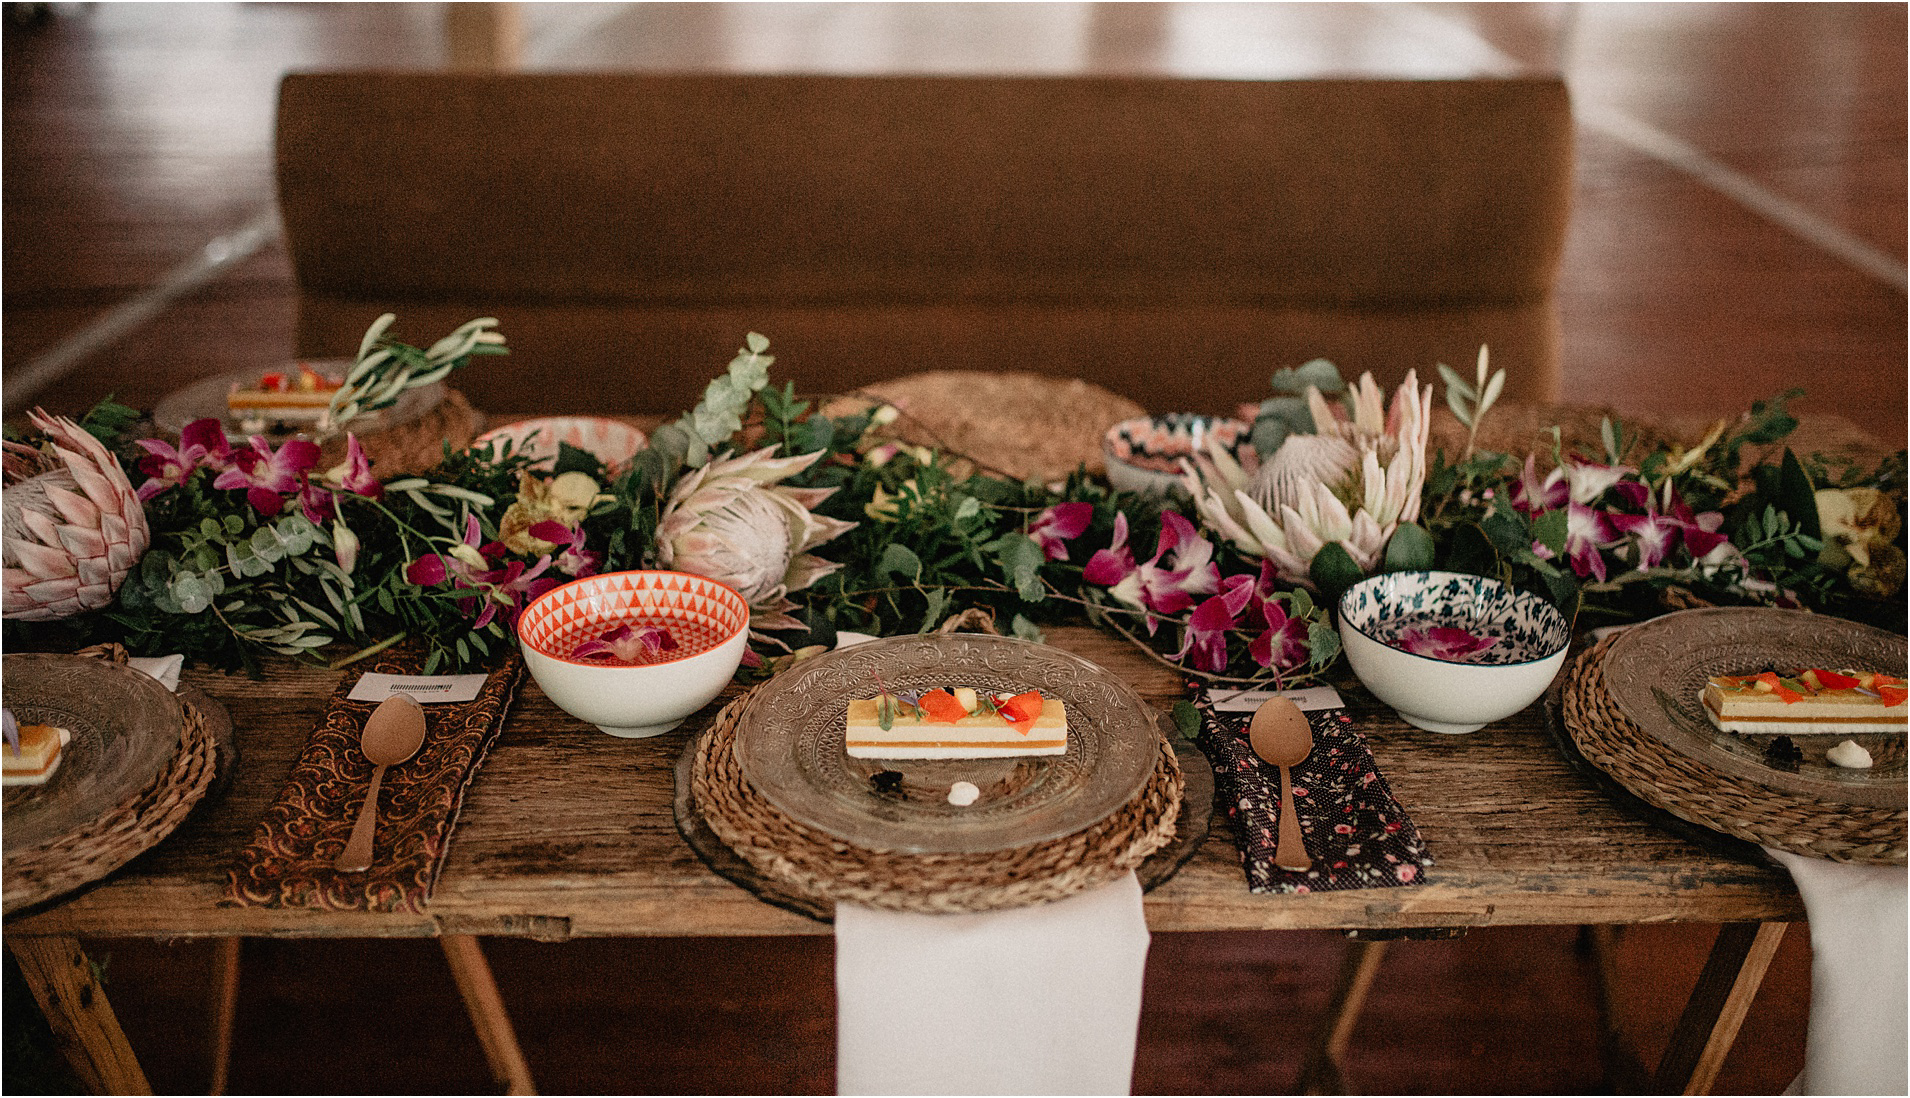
[1561,633,1906,865]
[683,691,1189,916]
[3,693,221,914]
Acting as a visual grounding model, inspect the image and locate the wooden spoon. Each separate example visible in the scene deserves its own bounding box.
[1248,697,1314,872]
[335,694,427,873]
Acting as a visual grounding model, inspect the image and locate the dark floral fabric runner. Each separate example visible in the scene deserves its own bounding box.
[226,644,523,913]
[1194,684,1432,894]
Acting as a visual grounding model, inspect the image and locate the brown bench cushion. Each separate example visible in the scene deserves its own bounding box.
[277,73,1573,415]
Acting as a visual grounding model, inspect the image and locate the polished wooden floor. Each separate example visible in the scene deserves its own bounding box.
[3,3,1900,1094]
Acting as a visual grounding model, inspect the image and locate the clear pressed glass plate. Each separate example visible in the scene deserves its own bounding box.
[2,654,185,851]
[732,634,1162,853]
[1602,607,1906,809]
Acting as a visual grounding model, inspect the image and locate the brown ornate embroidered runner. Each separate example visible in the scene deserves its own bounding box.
[226,645,523,912]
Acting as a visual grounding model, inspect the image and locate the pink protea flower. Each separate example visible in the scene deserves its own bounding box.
[214,435,321,517]
[1183,370,1431,586]
[3,410,153,620]
[1028,502,1093,561]
[132,417,232,500]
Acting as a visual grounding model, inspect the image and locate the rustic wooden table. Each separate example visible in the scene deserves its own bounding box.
[6,626,1802,1095]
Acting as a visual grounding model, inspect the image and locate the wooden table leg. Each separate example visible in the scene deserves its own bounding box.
[1654,921,1789,1095]
[1295,939,1391,1095]
[441,934,537,1095]
[7,934,152,1095]
[208,937,242,1095]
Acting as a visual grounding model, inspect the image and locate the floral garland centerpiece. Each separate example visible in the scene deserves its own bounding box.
[4,321,1902,686]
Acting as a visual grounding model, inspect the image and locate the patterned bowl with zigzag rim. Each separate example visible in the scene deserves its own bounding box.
[518,570,750,738]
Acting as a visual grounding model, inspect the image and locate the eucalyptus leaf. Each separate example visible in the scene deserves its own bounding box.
[1171,699,1202,740]
[877,543,924,584]
[1307,542,1365,607]
[1382,522,1437,573]
[1532,508,1570,556]
[1010,614,1046,644]
[992,532,1048,602]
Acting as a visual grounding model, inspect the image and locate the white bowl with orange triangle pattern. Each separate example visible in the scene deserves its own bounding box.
[517,570,751,737]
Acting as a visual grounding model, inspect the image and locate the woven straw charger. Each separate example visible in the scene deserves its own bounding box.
[683,635,1186,915]
[3,652,222,914]
[1562,608,1906,865]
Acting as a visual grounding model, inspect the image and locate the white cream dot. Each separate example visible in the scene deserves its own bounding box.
[948,781,981,806]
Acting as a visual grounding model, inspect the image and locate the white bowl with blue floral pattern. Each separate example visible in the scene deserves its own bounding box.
[1338,570,1572,734]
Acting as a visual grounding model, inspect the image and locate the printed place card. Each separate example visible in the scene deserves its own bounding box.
[348,672,490,704]
[1209,685,1346,713]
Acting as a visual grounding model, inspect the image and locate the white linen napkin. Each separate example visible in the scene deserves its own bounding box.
[835,870,1151,1096]
[1764,848,1908,1096]
[127,653,184,693]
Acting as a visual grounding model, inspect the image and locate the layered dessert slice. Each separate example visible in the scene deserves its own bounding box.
[3,719,71,787]
[844,686,1068,759]
[1701,668,1907,735]
[227,363,344,432]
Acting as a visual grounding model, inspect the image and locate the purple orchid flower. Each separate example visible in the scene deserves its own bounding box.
[528,520,601,578]
[1562,502,1621,581]
[1509,454,1568,515]
[468,556,559,629]
[213,435,321,517]
[132,417,233,500]
[405,514,495,588]
[1249,592,1309,674]
[571,623,678,664]
[1563,460,1635,505]
[1028,502,1094,561]
[1397,625,1499,661]
[1082,510,1220,630]
[1610,505,1685,569]
[1176,590,1241,673]
[325,434,383,500]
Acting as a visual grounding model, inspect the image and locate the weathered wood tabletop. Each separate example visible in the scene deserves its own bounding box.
[5,625,1801,943]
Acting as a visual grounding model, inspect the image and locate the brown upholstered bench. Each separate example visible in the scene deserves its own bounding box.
[275,73,1573,415]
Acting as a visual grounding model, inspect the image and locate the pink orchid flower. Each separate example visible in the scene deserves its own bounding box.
[1028,502,1093,561]
[1082,510,1220,629]
[571,623,678,664]
[528,520,601,578]
[1563,460,1635,505]
[213,435,320,517]
[1397,625,1498,661]
[1509,454,1567,515]
[405,514,497,588]
[1610,506,1684,569]
[1248,592,1309,674]
[323,435,383,500]
[1662,484,1731,560]
[132,418,233,500]
[1562,502,1621,581]
[468,556,559,629]
[1176,590,1241,672]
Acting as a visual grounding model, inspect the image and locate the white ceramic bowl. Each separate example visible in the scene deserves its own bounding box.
[1338,570,1572,734]
[475,416,648,473]
[517,570,750,738]
[1102,413,1252,496]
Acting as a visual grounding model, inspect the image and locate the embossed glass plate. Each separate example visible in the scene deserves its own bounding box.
[1602,608,1906,809]
[733,634,1162,853]
[2,654,185,851]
